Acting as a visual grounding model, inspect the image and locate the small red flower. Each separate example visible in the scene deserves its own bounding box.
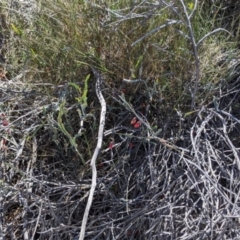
[108,142,114,149]
[133,121,141,128]
[130,117,142,128]
[130,117,137,125]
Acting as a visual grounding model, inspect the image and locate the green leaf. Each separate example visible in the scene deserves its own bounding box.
[184,110,198,118]
[11,24,22,36]
[187,2,194,10]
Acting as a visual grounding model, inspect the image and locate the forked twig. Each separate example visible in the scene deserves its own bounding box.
[79,68,106,240]
[178,0,200,110]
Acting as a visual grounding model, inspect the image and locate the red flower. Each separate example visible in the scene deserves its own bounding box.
[130,117,141,128]
[108,142,114,149]
[130,117,137,125]
[133,121,141,128]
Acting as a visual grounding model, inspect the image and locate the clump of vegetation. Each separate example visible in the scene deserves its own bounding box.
[1,0,240,239]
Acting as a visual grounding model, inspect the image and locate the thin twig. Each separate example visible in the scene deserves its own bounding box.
[178,0,200,110]
[79,68,106,240]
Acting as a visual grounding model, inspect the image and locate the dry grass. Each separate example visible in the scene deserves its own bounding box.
[1,0,240,239]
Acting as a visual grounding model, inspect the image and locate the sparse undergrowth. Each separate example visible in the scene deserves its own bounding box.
[1,0,240,239]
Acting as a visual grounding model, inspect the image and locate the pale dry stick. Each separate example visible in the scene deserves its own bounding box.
[26,136,37,194]
[178,0,200,110]
[20,192,30,240]
[79,68,106,240]
[131,19,180,46]
[182,154,239,210]
[197,28,232,46]
[213,111,240,170]
[31,200,43,240]
[0,153,4,240]
[179,0,231,109]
